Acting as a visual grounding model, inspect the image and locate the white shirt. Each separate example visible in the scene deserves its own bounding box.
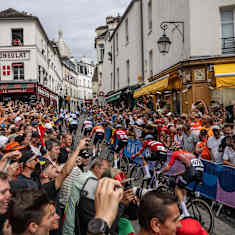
[208,135,224,158]
[223,146,235,164]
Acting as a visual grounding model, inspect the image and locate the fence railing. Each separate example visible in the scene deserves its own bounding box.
[222,37,235,54]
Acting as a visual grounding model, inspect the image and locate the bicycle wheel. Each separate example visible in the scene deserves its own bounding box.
[130,165,144,187]
[187,198,214,234]
[118,155,129,175]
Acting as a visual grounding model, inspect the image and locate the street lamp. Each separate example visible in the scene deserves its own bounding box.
[157,21,184,55]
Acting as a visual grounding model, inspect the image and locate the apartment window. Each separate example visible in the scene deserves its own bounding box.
[125,18,129,43]
[126,60,130,86]
[221,9,234,54]
[12,28,24,46]
[116,33,119,54]
[148,0,152,32]
[80,66,84,74]
[149,50,153,77]
[12,63,24,80]
[117,68,120,89]
[99,44,105,62]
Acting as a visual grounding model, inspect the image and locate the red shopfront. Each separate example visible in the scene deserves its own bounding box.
[0,82,36,103]
[37,84,58,109]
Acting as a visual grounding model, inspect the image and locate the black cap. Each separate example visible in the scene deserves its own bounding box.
[79,150,90,159]
[19,151,35,163]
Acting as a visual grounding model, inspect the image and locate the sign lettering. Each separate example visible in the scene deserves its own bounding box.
[0,51,30,61]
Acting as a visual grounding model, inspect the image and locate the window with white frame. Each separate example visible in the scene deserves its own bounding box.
[99,44,105,62]
[12,28,23,46]
[12,63,24,80]
[221,9,235,54]
[148,0,152,32]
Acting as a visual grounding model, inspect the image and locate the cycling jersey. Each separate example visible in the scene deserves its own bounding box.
[70,119,78,125]
[167,150,204,188]
[113,130,128,141]
[91,126,105,145]
[83,120,93,129]
[140,140,166,152]
[168,150,203,169]
[138,140,167,161]
[112,129,128,153]
[92,126,105,135]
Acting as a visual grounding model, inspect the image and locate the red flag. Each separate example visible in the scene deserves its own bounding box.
[37,124,46,147]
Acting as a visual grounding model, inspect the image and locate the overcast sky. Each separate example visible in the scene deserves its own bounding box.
[1,0,132,61]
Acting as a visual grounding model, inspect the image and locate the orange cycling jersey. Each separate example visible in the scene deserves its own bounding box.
[91,126,105,135]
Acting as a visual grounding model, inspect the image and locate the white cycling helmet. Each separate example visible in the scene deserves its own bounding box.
[144,134,154,140]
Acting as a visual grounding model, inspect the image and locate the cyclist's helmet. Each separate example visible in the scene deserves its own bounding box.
[116,124,122,129]
[97,123,102,126]
[87,116,93,121]
[144,134,154,140]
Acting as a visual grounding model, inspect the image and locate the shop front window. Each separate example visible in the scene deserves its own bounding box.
[12,63,24,80]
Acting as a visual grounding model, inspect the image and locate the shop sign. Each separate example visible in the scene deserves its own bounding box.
[38,87,50,98]
[0,51,30,61]
[0,88,34,94]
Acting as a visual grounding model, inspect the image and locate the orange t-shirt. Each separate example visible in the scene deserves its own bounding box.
[197,140,211,161]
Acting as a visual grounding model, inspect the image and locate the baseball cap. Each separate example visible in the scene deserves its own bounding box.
[79,150,90,159]
[176,217,208,235]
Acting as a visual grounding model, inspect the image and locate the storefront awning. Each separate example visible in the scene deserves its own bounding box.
[133,75,169,98]
[105,91,121,103]
[214,64,235,88]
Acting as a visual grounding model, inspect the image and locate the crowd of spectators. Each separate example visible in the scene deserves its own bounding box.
[0,97,233,235]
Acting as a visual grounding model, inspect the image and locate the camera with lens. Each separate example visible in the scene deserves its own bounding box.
[132,187,152,199]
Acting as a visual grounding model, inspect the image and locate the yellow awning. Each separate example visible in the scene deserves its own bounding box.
[133,76,169,98]
[151,77,169,93]
[214,64,235,88]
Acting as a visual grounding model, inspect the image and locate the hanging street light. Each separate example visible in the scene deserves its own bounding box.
[157,24,172,55]
[157,21,184,55]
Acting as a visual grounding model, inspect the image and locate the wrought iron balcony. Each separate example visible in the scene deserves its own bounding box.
[222,37,235,54]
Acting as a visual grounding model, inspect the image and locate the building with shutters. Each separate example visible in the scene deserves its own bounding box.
[0,8,63,108]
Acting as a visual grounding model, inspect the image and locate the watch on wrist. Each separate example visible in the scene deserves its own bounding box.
[88,218,110,235]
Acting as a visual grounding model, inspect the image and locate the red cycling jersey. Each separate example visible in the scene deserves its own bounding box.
[114,130,128,141]
[139,140,166,154]
[168,150,201,168]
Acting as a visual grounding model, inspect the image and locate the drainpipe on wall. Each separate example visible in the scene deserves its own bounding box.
[113,36,116,91]
[140,0,145,83]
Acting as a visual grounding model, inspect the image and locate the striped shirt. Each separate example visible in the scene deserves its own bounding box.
[58,166,83,207]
